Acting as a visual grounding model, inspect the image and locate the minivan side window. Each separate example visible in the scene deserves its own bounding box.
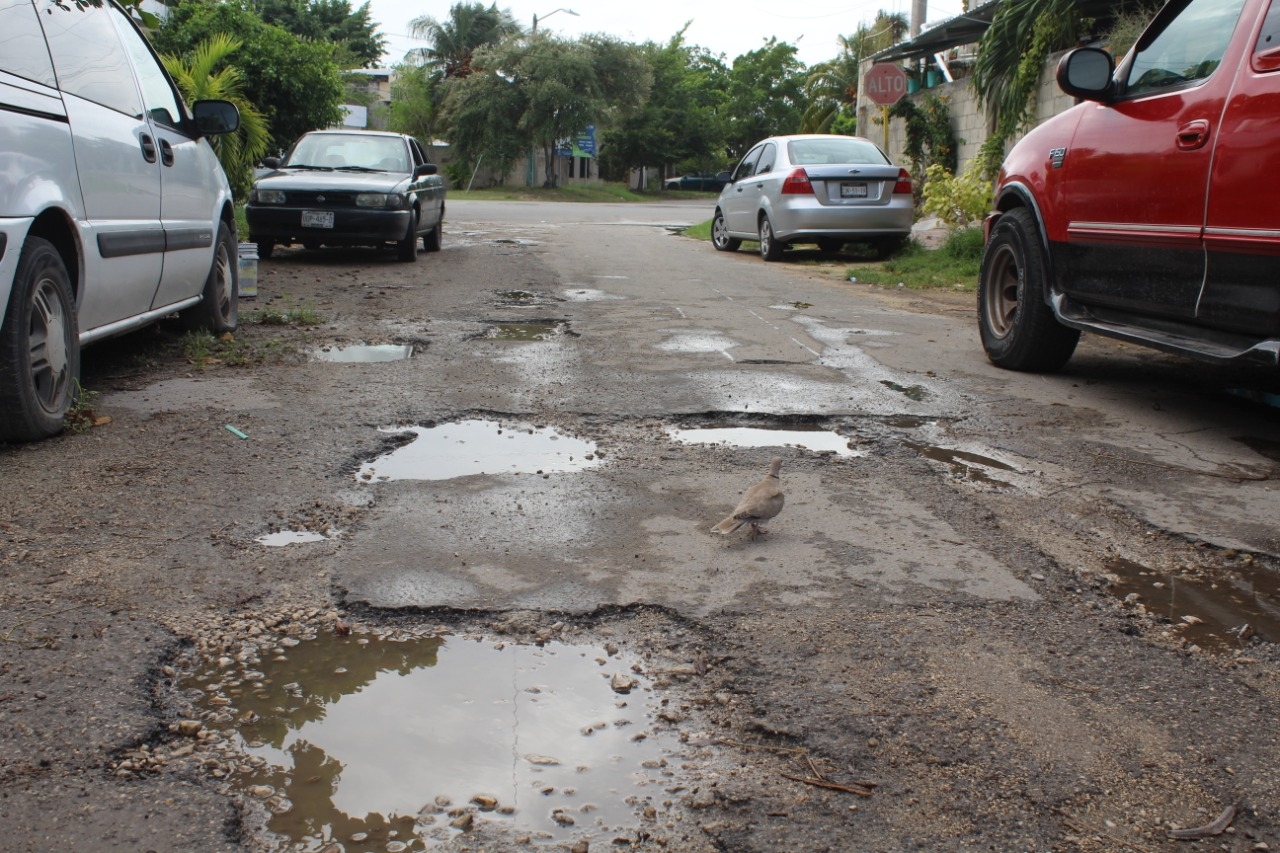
[114,8,184,129]
[0,0,57,87]
[38,0,142,117]
[1124,0,1247,95]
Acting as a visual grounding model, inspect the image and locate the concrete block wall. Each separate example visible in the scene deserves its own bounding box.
[858,50,1077,177]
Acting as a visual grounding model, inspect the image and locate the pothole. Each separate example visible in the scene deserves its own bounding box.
[178,629,682,851]
[903,441,1016,484]
[311,344,413,363]
[483,321,567,342]
[356,420,603,482]
[667,424,862,456]
[879,379,929,401]
[1106,556,1280,651]
[255,530,337,547]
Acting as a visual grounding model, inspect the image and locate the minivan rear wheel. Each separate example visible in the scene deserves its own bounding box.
[978,207,1079,372]
[0,237,79,442]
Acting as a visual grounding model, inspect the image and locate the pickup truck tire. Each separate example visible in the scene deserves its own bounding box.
[180,220,238,333]
[0,237,79,442]
[978,208,1079,372]
[711,210,740,252]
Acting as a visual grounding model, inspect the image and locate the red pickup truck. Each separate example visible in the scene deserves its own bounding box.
[978,0,1280,371]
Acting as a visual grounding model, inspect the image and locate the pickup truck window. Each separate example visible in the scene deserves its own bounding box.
[1126,0,1247,95]
[1256,0,1280,54]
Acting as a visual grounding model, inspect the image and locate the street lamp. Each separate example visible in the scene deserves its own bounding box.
[531,7,578,33]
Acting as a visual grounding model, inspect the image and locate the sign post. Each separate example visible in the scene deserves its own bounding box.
[864,63,910,148]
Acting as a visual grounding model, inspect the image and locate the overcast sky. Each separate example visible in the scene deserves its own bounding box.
[366,0,967,70]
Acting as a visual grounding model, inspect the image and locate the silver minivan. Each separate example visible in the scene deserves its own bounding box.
[0,0,240,442]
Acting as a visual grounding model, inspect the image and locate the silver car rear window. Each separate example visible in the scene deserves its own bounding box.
[787,138,889,166]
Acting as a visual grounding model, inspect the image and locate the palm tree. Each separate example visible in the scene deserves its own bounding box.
[162,34,271,200]
[407,2,523,79]
[802,12,911,133]
[973,0,1081,133]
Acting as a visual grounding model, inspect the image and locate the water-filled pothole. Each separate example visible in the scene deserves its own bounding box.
[1106,557,1280,650]
[903,441,1015,484]
[256,530,336,547]
[667,425,861,456]
[879,379,929,401]
[484,321,565,342]
[357,420,603,482]
[312,344,413,363]
[181,631,680,850]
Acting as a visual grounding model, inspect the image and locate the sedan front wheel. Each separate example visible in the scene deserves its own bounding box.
[711,210,740,252]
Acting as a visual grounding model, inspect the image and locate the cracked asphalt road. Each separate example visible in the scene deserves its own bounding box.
[1,198,1279,852]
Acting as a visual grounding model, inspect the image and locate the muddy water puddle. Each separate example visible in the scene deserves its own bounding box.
[312,344,413,363]
[1106,557,1280,650]
[903,441,1016,484]
[667,425,862,456]
[183,632,679,851]
[256,530,335,547]
[357,420,602,482]
[484,321,565,342]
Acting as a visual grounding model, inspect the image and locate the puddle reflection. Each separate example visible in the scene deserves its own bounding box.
[903,441,1015,484]
[485,322,563,342]
[667,425,862,456]
[1106,557,1280,650]
[184,633,676,850]
[311,345,413,363]
[256,530,333,547]
[357,420,602,482]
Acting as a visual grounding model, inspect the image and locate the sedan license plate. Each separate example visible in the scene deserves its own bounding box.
[840,182,869,199]
[301,210,334,228]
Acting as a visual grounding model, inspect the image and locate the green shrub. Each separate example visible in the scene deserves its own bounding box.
[921,162,993,229]
[943,226,985,261]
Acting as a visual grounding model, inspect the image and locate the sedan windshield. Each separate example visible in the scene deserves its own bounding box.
[787,138,890,166]
[285,135,410,171]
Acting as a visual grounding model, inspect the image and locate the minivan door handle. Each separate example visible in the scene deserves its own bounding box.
[159,139,174,167]
[140,133,157,163]
[1176,119,1210,150]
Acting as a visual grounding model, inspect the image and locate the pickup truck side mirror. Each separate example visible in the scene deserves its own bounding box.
[1057,47,1114,102]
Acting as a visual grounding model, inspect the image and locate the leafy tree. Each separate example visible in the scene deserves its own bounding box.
[600,28,729,186]
[439,33,650,187]
[387,62,438,143]
[407,2,523,79]
[161,34,271,199]
[723,39,807,159]
[257,0,386,68]
[152,0,345,154]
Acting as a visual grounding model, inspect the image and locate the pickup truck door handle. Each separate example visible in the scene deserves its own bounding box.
[140,133,157,163]
[159,139,174,167]
[1176,119,1211,150]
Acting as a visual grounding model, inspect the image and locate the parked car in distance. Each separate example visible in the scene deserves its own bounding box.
[711,134,913,261]
[665,173,731,192]
[246,130,446,262]
[0,0,241,443]
[979,0,1280,372]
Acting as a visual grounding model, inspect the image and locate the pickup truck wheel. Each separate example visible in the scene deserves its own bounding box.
[0,236,79,442]
[180,220,238,333]
[759,214,785,261]
[711,210,740,252]
[978,208,1079,372]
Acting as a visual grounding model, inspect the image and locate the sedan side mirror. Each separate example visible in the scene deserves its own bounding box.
[192,99,240,136]
[415,163,439,177]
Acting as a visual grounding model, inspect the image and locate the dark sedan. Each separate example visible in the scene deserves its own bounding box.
[247,130,446,262]
[664,173,731,192]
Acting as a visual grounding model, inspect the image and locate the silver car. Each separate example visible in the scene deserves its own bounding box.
[711,134,914,261]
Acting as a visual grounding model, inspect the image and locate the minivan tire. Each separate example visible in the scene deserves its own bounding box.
[0,237,80,442]
[978,207,1080,372]
[180,220,238,333]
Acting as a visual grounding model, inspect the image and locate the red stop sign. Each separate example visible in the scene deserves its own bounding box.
[864,63,909,106]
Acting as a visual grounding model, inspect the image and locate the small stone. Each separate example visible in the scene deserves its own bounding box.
[177,720,203,737]
[551,809,575,826]
[525,754,561,766]
[349,832,368,842]
[471,795,498,810]
[449,813,474,831]
[610,673,636,694]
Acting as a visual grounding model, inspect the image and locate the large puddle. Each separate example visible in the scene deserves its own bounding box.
[312,345,413,363]
[484,321,565,342]
[357,420,602,482]
[182,632,680,851]
[1107,557,1280,650]
[668,425,862,456]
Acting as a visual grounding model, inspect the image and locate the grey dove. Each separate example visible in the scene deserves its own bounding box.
[712,457,784,541]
